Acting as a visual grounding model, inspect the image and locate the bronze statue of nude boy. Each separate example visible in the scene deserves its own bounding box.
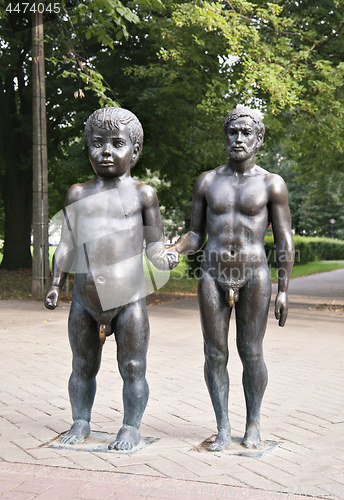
[45,107,172,451]
[164,105,294,450]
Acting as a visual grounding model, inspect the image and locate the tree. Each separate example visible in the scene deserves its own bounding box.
[92,0,344,219]
[258,144,344,238]
[2,0,344,272]
[32,4,49,296]
[0,4,33,269]
[0,0,143,270]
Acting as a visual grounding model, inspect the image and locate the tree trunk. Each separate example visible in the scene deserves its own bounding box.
[0,167,33,270]
[32,6,49,296]
[0,32,33,270]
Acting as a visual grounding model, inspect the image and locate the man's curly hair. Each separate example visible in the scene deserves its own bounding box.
[223,105,265,140]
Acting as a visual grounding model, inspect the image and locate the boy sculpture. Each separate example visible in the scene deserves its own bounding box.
[164,105,294,450]
[45,107,172,451]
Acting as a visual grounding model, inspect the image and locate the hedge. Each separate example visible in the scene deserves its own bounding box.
[186,235,344,277]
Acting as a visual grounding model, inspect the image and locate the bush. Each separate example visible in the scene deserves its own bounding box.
[265,235,344,267]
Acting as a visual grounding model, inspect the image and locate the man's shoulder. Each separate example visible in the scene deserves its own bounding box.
[194,166,221,193]
[262,171,288,202]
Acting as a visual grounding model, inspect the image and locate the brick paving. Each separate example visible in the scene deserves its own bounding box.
[0,269,344,499]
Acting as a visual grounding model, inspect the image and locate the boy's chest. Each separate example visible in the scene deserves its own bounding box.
[70,187,143,243]
[206,174,269,217]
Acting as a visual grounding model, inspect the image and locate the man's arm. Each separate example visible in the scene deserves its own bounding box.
[268,174,295,327]
[45,187,79,309]
[169,172,209,256]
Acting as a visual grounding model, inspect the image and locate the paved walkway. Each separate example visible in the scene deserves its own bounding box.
[1,269,344,499]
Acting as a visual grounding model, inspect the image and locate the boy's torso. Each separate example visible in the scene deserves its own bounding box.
[68,177,147,312]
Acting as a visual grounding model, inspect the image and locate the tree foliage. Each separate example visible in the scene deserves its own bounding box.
[259,146,344,239]
[90,0,344,219]
[0,0,143,268]
[1,0,344,270]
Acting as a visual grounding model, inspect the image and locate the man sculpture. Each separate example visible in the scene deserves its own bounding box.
[165,105,294,450]
[45,107,171,451]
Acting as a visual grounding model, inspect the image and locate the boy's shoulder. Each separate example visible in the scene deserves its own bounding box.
[133,180,159,209]
[65,179,94,207]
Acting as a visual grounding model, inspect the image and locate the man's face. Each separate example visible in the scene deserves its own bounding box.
[88,124,138,178]
[225,116,260,161]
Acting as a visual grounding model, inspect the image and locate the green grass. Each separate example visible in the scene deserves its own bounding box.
[270,260,344,282]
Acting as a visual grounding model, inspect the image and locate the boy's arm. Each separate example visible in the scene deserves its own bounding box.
[141,185,178,270]
[268,174,295,327]
[45,187,79,309]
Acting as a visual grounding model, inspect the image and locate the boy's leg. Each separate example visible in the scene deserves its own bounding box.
[61,295,102,445]
[109,298,149,451]
[235,267,271,449]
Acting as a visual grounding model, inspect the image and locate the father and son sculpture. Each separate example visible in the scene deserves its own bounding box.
[45,105,294,452]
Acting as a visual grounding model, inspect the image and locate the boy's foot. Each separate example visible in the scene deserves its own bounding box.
[108,425,140,451]
[60,420,90,445]
[207,428,231,452]
[243,424,261,449]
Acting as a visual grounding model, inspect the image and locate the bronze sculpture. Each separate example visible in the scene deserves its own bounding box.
[45,107,172,451]
[163,105,294,450]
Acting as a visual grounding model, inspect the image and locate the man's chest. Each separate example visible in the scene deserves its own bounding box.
[206,175,269,217]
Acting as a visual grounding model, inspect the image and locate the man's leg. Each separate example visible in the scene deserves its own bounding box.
[61,295,102,445]
[198,271,232,451]
[235,267,271,449]
[109,298,150,451]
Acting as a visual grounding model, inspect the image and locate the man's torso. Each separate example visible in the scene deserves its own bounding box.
[203,165,271,280]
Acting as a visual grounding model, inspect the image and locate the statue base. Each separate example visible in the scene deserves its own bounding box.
[47,431,159,454]
[193,435,280,457]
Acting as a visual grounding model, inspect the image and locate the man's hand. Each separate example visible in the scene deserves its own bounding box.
[45,285,61,310]
[275,291,288,327]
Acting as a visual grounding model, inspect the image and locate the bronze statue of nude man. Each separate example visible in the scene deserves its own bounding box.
[164,105,294,450]
[45,107,172,451]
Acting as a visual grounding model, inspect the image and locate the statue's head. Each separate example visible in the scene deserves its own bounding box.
[85,107,144,168]
[223,105,265,161]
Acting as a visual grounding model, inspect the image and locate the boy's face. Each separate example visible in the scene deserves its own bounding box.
[88,124,138,178]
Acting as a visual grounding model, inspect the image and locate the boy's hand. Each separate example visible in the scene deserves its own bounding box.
[45,285,61,310]
[150,248,180,271]
[165,248,180,270]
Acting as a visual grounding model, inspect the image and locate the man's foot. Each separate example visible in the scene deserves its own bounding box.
[108,425,140,451]
[243,424,261,449]
[207,428,231,452]
[60,420,90,445]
